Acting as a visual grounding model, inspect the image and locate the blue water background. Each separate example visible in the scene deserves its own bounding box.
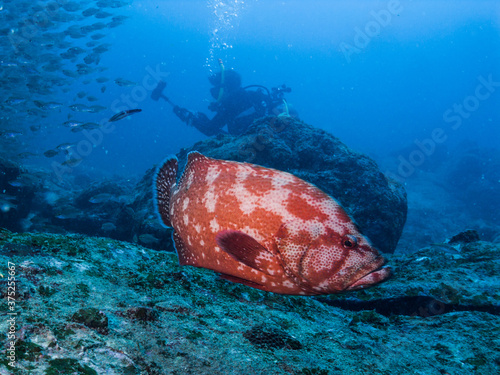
[28,0,500,179]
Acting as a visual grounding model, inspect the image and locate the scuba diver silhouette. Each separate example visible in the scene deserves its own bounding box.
[151,60,292,136]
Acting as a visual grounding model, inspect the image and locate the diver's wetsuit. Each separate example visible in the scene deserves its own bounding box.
[206,88,269,135]
[175,87,269,136]
[173,68,290,136]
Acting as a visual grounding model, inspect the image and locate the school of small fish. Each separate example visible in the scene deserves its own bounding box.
[0,0,142,162]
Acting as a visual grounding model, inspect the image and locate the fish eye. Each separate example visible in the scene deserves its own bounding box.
[342,235,358,249]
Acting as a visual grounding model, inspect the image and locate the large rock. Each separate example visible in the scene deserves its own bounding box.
[176,116,407,253]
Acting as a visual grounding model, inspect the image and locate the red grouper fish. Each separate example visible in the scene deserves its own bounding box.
[155,151,391,295]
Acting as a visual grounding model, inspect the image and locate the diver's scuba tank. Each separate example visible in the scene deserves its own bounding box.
[207,59,227,112]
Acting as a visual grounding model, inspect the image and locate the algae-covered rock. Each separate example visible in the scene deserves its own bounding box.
[449,229,480,244]
[1,230,498,374]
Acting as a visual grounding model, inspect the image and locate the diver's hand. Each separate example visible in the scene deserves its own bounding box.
[173,106,193,123]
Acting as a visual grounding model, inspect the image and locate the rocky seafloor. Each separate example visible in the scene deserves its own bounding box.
[0,228,498,375]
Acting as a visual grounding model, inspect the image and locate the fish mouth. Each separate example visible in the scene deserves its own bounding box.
[346,256,392,291]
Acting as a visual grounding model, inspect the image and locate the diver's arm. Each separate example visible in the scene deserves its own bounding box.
[184,111,225,136]
[173,104,226,136]
[194,112,227,136]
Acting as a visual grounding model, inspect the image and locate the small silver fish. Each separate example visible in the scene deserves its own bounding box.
[44,149,59,158]
[69,104,91,112]
[114,78,136,87]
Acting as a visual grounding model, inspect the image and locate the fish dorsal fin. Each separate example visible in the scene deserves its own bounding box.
[187,151,208,166]
[215,230,277,275]
[178,151,210,188]
[154,156,178,227]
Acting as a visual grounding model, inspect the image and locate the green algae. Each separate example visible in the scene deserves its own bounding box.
[75,282,90,297]
[349,310,388,327]
[16,341,43,361]
[185,329,204,341]
[464,354,487,369]
[243,323,303,350]
[38,285,57,297]
[71,308,108,332]
[296,368,329,375]
[46,358,97,375]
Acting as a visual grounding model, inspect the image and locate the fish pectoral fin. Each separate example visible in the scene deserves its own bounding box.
[215,230,276,275]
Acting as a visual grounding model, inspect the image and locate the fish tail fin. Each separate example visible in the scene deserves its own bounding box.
[154,156,178,228]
